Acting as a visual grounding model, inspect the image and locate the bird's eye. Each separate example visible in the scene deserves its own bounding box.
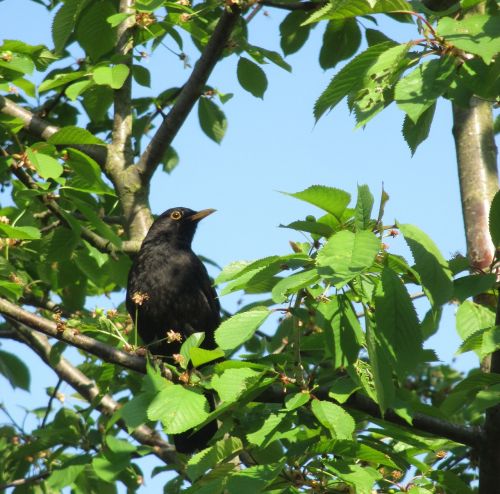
[170,210,182,221]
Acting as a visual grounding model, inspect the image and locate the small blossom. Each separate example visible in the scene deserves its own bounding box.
[166,329,182,343]
[107,309,118,319]
[179,371,190,384]
[0,216,10,225]
[173,353,186,366]
[391,470,403,481]
[179,13,191,22]
[131,291,150,306]
[436,450,447,459]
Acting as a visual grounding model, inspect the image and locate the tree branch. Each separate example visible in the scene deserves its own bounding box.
[258,0,323,10]
[0,95,107,166]
[12,322,183,470]
[136,4,241,181]
[0,297,150,375]
[8,162,140,255]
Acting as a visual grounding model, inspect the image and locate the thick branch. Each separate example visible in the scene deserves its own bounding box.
[12,322,182,469]
[0,297,149,375]
[136,5,241,181]
[453,97,498,272]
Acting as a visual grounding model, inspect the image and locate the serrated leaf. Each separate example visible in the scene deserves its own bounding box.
[285,392,311,410]
[398,223,453,306]
[314,42,396,120]
[489,190,500,247]
[65,148,112,195]
[187,437,243,482]
[456,300,495,345]
[303,0,413,25]
[0,53,34,75]
[354,183,374,230]
[93,64,129,89]
[180,332,205,369]
[39,71,87,93]
[271,269,320,303]
[237,57,268,99]
[0,223,41,240]
[190,347,225,367]
[52,0,90,53]
[47,457,88,489]
[107,12,133,27]
[246,412,287,446]
[92,452,130,482]
[226,463,285,493]
[212,367,262,403]
[395,56,456,123]
[438,14,500,64]
[198,97,227,144]
[148,384,210,433]
[65,80,94,100]
[317,230,380,287]
[0,280,23,300]
[374,267,422,376]
[120,392,153,428]
[285,185,351,219]
[76,1,116,62]
[48,126,106,146]
[215,307,270,351]
[402,102,436,155]
[26,149,63,179]
[311,399,355,439]
[453,273,496,303]
[0,350,30,390]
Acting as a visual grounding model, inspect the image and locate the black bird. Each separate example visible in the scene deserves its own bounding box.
[126,207,220,454]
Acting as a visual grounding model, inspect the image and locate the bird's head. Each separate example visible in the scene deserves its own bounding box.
[143,207,216,248]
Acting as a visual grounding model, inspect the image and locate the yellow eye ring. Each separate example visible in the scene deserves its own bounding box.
[170,210,182,221]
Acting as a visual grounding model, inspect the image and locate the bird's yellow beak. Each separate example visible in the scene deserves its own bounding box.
[189,208,216,222]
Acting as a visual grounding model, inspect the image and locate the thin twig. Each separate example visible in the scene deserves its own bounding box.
[41,378,62,428]
[258,0,323,10]
[0,472,50,490]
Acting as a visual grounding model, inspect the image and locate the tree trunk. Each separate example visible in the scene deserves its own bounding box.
[452,97,499,493]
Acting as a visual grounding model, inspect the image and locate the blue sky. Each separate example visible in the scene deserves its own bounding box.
[1,0,497,490]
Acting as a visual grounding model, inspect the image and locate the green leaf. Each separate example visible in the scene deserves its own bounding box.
[430,470,474,494]
[456,300,495,344]
[354,183,374,230]
[198,97,227,144]
[107,12,133,27]
[303,0,413,24]
[52,0,91,53]
[180,332,205,368]
[47,457,88,489]
[121,392,153,428]
[39,71,87,93]
[211,367,262,403]
[0,350,30,390]
[374,267,422,376]
[285,185,351,219]
[215,307,271,351]
[226,463,285,494]
[0,280,23,300]
[320,19,362,70]
[47,126,106,146]
[271,269,320,303]
[311,399,355,439]
[489,189,500,247]
[316,230,380,287]
[453,273,496,303]
[0,223,41,240]
[366,320,395,411]
[285,392,311,410]
[395,56,456,123]
[187,437,243,482]
[106,436,137,454]
[237,57,268,99]
[75,1,117,62]
[190,347,225,368]
[148,384,210,433]
[314,41,396,120]
[92,452,130,482]
[93,65,130,89]
[65,148,112,195]
[402,102,436,155]
[26,149,63,179]
[65,80,94,100]
[162,146,179,174]
[398,223,453,306]
[437,14,500,64]
[0,53,34,75]
[279,11,312,55]
[246,412,288,446]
